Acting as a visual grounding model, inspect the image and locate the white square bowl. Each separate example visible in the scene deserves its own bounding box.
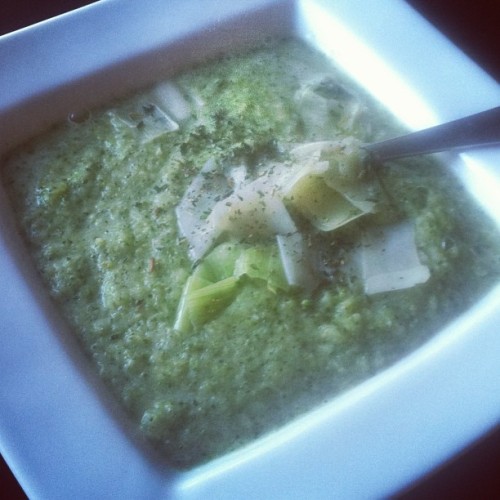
[1,1,499,498]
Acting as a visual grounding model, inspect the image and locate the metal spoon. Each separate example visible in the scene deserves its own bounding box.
[363,106,500,162]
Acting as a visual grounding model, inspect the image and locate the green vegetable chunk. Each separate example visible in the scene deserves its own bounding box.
[174,243,241,331]
[234,244,289,293]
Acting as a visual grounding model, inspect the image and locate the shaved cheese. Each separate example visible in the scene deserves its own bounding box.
[175,138,381,270]
[226,164,248,191]
[175,160,296,261]
[111,81,200,144]
[175,159,230,261]
[277,232,320,292]
[208,175,297,239]
[151,81,193,122]
[294,78,348,136]
[361,221,430,295]
[113,100,179,143]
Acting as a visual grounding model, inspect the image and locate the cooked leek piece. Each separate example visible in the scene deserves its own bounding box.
[174,275,239,332]
[319,137,378,213]
[318,139,366,186]
[286,138,378,230]
[183,277,239,329]
[291,138,368,191]
[290,141,335,163]
[234,245,289,292]
[174,240,297,331]
[173,244,241,332]
[173,273,210,333]
[200,242,242,282]
[284,166,364,231]
[361,221,430,295]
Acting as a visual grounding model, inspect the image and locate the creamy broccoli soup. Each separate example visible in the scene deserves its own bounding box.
[2,40,500,468]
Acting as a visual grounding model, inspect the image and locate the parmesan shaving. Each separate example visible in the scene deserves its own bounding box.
[208,175,297,239]
[175,159,229,261]
[361,221,430,295]
[277,232,319,292]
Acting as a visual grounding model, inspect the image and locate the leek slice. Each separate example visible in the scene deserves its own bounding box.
[183,277,239,329]
[174,275,239,331]
[173,273,210,333]
[318,137,377,213]
[284,166,364,231]
[285,138,377,231]
[173,243,241,332]
[361,221,430,295]
[290,141,334,163]
[175,241,292,331]
[234,245,289,293]
[199,242,242,282]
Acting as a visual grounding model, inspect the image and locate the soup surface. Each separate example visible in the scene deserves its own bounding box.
[2,39,500,468]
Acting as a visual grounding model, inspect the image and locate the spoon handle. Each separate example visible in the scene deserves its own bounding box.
[364,106,500,162]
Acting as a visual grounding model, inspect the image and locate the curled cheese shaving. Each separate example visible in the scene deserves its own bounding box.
[361,221,430,295]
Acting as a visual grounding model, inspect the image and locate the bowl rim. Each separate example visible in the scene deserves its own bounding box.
[1,0,500,498]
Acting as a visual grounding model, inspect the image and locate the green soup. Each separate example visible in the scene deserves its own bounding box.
[2,39,499,468]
